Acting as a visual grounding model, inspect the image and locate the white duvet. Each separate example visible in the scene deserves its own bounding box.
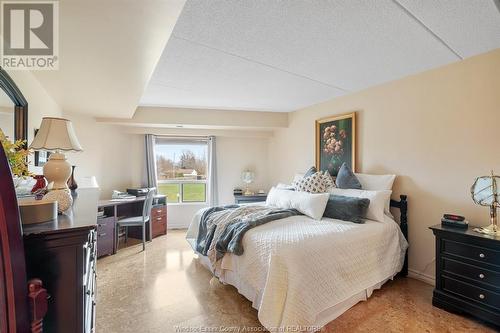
[186,208,408,332]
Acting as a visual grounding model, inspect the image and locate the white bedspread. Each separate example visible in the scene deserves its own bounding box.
[186,208,408,332]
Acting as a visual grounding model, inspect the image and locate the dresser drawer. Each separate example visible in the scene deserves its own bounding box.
[442,238,500,269]
[151,206,166,218]
[442,276,500,310]
[442,257,500,291]
[97,217,114,257]
[152,215,167,238]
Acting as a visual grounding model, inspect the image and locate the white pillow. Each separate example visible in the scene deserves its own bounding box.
[355,173,396,214]
[276,183,295,190]
[354,173,396,191]
[329,188,392,222]
[266,187,329,220]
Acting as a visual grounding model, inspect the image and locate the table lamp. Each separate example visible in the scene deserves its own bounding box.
[241,170,255,196]
[29,117,83,211]
[471,171,499,235]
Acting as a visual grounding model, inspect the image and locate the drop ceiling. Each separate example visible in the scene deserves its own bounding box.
[140,0,500,112]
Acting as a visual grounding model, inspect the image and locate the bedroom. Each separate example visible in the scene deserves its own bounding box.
[0,1,499,332]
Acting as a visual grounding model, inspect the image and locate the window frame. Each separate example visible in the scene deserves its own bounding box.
[153,136,210,205]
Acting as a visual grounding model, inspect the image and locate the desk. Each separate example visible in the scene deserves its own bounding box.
[96,195,167,257]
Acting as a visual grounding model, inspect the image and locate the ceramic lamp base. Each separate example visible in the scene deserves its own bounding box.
[43,189,73,213]
[43,152,71,190]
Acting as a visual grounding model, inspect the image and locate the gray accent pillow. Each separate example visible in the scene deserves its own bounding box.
[335,162,362,189]
[304,166,317,178]
[323,194,370,223]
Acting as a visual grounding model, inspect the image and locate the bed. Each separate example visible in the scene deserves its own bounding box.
[186,195,409,332]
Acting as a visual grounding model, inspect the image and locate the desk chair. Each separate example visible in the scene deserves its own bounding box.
[116,188,156,251]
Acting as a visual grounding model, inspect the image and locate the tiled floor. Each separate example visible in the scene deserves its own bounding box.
[96,230,496,333]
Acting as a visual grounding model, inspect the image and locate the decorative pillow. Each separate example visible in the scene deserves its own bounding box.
[266,187,329,220]
[303,166,318,178]
[293,170,334,193]
[335,162,361,189]
[329,188,392,222]
[323,195,370,223]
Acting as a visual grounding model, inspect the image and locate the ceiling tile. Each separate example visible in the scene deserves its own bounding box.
[140,37,344,111]
[141,0,499,112]
[171,0,458,91]
[397,0,500,58]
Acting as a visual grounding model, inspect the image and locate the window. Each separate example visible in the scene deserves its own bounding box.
[154,137,208,204]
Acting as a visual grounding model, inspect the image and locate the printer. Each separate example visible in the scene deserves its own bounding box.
[126,188,149,197]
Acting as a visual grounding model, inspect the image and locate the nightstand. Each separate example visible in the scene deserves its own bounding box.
[430,224,500,327]
[234,194,267,204]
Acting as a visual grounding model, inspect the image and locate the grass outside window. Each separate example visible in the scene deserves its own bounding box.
[157,182,206,203]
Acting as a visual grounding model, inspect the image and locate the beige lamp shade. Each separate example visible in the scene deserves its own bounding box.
[29,117,83,152]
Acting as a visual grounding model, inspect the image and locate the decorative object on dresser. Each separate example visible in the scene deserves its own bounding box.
[471,171,500,235]
[234,193,267,204]
[315,112,356,177]
[241,170,255,195]
[30,117,83,212]
[430,225,500,327]
[31,175,47,193]
[67,165,78,194]
[18,198,58,225]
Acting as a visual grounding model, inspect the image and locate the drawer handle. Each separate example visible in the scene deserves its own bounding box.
[157,210,162,213]
[157,217,162,221]
[98,233,107,237]
[479,294,485,300]
[479,273,485,279]
[479,253,485,259]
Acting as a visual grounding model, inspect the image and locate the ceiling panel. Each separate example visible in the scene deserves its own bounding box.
[397,0,500,58]
[170,0,458,91]
[140,37,344,111]
[140,0,500,112]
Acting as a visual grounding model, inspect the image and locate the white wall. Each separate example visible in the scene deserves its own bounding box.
[63,112,144,199]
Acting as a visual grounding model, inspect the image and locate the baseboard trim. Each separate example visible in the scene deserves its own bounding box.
[408,268,435,286]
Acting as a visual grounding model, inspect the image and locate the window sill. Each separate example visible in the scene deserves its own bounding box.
[166,202,208,206]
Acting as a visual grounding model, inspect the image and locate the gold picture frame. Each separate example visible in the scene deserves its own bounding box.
[315,112,356,177]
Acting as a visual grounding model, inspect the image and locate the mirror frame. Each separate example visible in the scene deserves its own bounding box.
[0,67,28,143]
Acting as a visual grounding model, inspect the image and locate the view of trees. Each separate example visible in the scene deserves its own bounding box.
[156,150,207,180]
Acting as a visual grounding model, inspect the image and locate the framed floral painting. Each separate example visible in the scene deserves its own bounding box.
[315,112,356,177]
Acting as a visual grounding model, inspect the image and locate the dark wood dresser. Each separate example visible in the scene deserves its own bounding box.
[22,188,99,333]
[430,224,500,326]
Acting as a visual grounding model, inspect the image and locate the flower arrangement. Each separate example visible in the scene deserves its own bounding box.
[322,125,347,156]
[322,124,348,175]
[0,129,32,177]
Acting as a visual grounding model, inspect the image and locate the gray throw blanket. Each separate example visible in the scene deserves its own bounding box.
[196,205,300,266]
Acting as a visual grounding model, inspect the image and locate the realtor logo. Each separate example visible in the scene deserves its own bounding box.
[1,1,59,70]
